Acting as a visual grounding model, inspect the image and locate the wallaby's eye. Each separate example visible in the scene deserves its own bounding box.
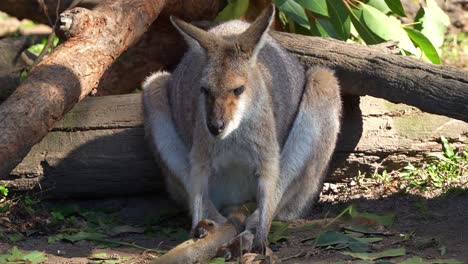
[201,86,209,95]
[233,86,245,96]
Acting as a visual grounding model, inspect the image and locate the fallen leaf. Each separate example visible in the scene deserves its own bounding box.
[269,221,289,243]
[341,247,406,261]
[400,256,463,264]
[109,225,145,236]
[0,246,47,264]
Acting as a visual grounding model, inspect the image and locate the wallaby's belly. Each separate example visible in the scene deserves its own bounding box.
[209,146,258,209]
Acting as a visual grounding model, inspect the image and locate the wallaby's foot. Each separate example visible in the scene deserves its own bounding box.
[216,230,254,260]
[192,219,219,238]
[251,235,268,255]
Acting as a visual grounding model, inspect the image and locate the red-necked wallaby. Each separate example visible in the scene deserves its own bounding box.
[143,4,341,255]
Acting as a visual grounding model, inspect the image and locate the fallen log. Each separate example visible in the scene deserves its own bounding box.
[0,1,467,180]
[0,0,167,178]
[3,94,466,198]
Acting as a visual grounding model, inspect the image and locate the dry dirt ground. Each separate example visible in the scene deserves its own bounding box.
[0,185,467,263]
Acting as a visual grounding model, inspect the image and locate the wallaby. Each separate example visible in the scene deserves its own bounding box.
[143,4,342,255]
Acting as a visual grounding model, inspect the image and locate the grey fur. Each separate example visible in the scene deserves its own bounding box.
[143,5,342,252]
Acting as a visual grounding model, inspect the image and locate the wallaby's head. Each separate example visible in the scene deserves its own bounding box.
[170,5,275,138]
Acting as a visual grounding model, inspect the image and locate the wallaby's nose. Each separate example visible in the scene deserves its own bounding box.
[208,120,225,136]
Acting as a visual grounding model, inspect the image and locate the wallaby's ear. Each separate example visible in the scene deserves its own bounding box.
[237,4,275,58]
[170,16,225,52]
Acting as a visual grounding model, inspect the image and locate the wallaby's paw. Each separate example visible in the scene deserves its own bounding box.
[192,219,218,238]
[251,236,268,255]
[216,230,254,260]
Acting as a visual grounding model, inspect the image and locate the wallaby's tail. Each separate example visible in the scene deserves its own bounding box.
[303,66,341,114]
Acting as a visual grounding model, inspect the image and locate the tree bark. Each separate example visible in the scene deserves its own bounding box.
[271,32,468,123]
[0,0,167,178]
[3,94,466,198]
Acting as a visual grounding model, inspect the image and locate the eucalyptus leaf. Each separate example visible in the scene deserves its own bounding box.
[361,3,416,53]
[297,0,328,16]
[215,0,250,21]
[384,0,406,17]
[0,247,47,264]
[404,28,440,64]
[342,247,406,261]
[414,0,449,52]
[326,0,350,40]
[274,0,311,29]
[366,0,391,13]
[400,256,463,264]
[348,204,395,226]
[310,17,339,38]
[269,221,290,243]
[348,8,383,44]
[61,231,107,243]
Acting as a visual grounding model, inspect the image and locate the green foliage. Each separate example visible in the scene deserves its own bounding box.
[342,247,406,261]
[0,247,47,264]
[215,0,449,64]
[216,0,250,21]
[268,221,290,243]
[0,185,8,197]
[399,136,467,191]
[27,36,59,56]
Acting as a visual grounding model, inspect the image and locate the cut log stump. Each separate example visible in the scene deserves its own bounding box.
[3,93,466,199]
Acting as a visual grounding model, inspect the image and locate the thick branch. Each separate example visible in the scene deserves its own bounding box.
[0,0,167,177]
[271,32,468,122]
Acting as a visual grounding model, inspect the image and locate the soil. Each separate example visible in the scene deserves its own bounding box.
[0,184,467,263]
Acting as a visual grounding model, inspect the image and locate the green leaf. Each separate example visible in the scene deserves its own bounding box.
[348,8,384,44]
[440,136,454,158]
[108,225,145,236]
[404,28,440,64]
[326,0,350,40]
[209,257,226,264]
[61,232,107,243]
[310,231,369,252]
[297,0,328,16]
[414,0,450,52]
[215,0,250,22]
[384,0,406,17]
[274,0,311,29]
[400,256,464,264]
[310,17,337,38]
[294,223,318,232]
[360,3,416,53]
[366,0,391,13]
[0,185,8,197]
[354,236,384,243]
[342,247,406,261]
[21,251,48,264]
[348,205,395,226]
[0,247,47,264]
[269,221,290,243]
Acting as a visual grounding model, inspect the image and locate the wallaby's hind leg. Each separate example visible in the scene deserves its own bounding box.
[143,72,226,233]
[276,66,342,220]
[241,67,341,238]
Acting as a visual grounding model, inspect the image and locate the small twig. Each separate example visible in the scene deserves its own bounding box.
[37,0,53,26]
[280,250,305,261]
[92,238,167,254]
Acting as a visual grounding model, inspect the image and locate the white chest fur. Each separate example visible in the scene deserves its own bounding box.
[209,142,258,209]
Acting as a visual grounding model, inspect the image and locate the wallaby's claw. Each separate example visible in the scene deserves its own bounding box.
[251,236,268,255]
[192,219,218,238]
[216,230,254,260]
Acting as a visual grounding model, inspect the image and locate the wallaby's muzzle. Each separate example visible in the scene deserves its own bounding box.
[207,119,225,136]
